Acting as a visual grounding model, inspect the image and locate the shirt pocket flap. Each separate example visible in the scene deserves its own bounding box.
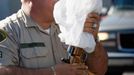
[20,47,48,59]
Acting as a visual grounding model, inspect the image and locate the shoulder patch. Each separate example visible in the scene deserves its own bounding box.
[0,29,7,42]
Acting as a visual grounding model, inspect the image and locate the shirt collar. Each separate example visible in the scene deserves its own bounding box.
[18,9,58,35]
[19,9,38,28]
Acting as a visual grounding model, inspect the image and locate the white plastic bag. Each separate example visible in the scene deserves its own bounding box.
[53,0,102,53]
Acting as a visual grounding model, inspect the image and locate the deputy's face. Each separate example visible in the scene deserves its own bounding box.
[31,0,58,21]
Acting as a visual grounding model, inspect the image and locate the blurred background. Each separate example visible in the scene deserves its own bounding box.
[0,0,21,20]
[100,0,134,75]
[0,0,134,75]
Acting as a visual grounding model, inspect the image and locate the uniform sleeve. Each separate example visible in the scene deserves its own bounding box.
[0,26,20,66]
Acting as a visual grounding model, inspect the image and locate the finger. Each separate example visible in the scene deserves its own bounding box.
[75,70,85,75]
[76,70,89,75]
[77,66,88,70]
[84,23,99,29]
[88,12,100,20]
[72,64,88,70]
[71,64,89,75]
[83,27,95,33]
[85,17,97,23]
[84,23,94,28]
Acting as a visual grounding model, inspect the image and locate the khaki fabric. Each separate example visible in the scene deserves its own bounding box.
[0,9,68,68]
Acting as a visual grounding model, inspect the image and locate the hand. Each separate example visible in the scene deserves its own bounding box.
[55,63,88,75]
[83,12,100,39]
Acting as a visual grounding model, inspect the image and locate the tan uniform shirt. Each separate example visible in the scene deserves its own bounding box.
[0,9,68,68]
